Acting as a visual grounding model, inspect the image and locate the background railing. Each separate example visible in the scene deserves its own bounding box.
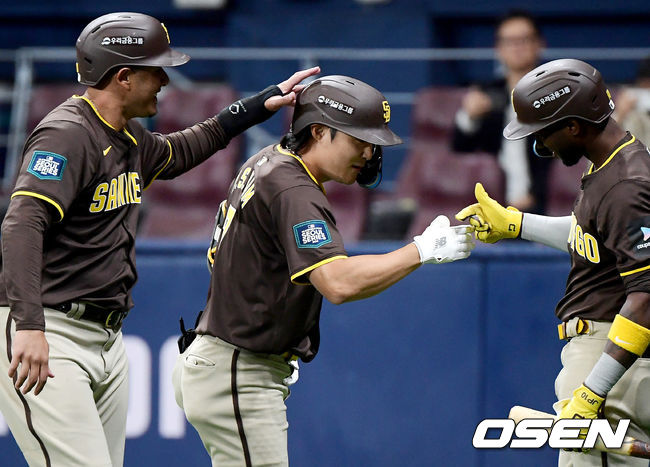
[3,46,650,190]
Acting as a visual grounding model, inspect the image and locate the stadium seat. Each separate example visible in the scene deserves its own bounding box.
[395,141,504,238]
[545,157,589,216]
[410,86,466,141]
[362,86,504,240]
[27,84,85,132]
[140,84,242,239]
[324,181,369,245]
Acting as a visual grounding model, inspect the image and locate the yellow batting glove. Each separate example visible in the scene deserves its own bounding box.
[559,384,604,421]
[455,183,522,243]
[557,384,605,452]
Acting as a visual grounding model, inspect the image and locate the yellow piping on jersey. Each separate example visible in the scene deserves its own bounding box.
[144,139,174,191]
[276,145,326,193]
[620,263,650,277]
[587,135,636,174]
[74,95,138,145]
[291,255,348,285]
[11,191,64,221]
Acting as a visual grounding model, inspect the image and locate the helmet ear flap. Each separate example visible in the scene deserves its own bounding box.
[356,145,383,189]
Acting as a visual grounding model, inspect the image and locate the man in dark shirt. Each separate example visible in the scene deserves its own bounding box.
[0,11,318,467]
[451,10,553,214]
[457,59,650,466]
[172,75,476,466]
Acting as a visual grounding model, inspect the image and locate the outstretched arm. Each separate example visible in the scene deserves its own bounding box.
[152,66,321,181]
[310,216,474,304]
[456,182,571,252]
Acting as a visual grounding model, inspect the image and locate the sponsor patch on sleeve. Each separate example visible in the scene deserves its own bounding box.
[627,215,650,259]
[293,220,332,248]
[27,151,67,181]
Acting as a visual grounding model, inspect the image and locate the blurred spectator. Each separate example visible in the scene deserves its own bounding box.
[451,9,553,214]
[614,56,650,145]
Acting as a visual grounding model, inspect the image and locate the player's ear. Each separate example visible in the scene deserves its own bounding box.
[565,118,581,137]
[115,67,132,88]
[310,124,327,142]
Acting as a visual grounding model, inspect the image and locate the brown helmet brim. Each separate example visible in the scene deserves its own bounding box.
[143,48,190,68]
[503,118,546,140]
[347,126,403,146]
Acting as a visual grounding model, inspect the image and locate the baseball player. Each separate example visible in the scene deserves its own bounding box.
[457,59,650,466]
[0,11,318,467]
[172,75,476,466]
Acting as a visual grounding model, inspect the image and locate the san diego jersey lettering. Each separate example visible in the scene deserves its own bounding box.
[89,172,142,212]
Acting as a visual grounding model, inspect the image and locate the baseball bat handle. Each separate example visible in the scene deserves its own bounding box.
[624,439,650,459]
[508,405,650,459]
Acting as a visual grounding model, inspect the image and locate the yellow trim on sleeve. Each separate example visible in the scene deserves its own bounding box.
[11,191,64,221]
[620,263,650,277]
[74,95,138,145]
[608,314,650,356]
[290,255,348,285]
[276,145,325,193]
[588,135,636,174]
[144,140,174,191]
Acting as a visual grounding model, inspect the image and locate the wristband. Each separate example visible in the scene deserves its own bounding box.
[608,314,650,356]
[216,85,283,139]
[583,353,627,397]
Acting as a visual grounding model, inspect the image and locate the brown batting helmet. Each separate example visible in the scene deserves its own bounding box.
[503,58,615,140]
[76,12,190,86]
[291,75,402,146]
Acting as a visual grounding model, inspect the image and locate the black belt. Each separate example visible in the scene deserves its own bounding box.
[46,302,128,332]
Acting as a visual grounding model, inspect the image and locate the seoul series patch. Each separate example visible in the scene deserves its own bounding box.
[293,220,332,248]
[27,151,67,181]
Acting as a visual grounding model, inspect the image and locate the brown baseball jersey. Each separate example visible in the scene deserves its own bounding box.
[556,133,650,321]
[0,95,230,330]
[196,144,348,362]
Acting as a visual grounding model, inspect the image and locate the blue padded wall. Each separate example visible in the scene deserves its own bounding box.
[0,241,571,466]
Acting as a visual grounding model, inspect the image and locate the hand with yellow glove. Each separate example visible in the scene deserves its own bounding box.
[558,384,605,420]
[555,384,605,452]
[455,183,523,243]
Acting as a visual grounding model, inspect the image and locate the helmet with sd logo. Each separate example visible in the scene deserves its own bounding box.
[76,12,190,86]
[291,75,402,146]
[504,59,615,140]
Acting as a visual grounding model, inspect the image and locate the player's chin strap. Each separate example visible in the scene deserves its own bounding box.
[356,145,383,188]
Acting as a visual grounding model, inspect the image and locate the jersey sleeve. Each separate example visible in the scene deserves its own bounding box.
[12,122,98,220]
[126,121,173,189]
[137,116,230,189]
[597,179,650,292]
[270,185,348,285]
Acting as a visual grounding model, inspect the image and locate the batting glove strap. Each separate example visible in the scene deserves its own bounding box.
[558,384,605,420]
[217,85,283,139]
[413,215,475,264]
